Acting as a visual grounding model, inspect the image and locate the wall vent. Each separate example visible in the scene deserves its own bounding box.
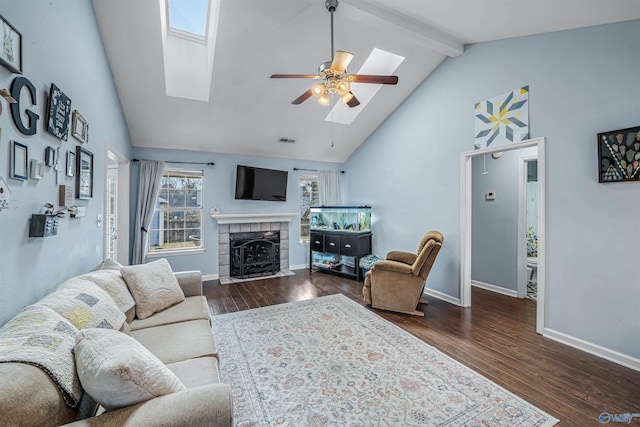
[278,137,296,143]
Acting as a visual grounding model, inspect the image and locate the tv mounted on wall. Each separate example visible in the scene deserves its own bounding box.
[235,165,288,202]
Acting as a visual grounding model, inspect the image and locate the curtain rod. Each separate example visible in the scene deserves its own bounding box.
[132,159,215,166]
[293,167,344,173]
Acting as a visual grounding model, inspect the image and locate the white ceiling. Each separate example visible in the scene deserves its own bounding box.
[92,0,640,163]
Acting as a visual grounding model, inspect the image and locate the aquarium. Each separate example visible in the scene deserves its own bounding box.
[309,206,371,233]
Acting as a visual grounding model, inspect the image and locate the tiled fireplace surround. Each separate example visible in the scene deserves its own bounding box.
[212,213,296,284]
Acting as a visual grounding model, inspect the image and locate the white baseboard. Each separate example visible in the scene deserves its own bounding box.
[471,280,518,298]
[290,264,308,271]
[543,328,640,373]
[423,287,461,306]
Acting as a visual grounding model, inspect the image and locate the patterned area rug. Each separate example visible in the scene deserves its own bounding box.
[212,294,558,426]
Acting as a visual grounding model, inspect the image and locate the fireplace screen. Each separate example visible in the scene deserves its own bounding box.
[230,231,280,279]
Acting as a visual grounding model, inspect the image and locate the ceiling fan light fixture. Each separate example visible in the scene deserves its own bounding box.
[318,91,331,106]
[270,0,398,109]
[312,84,326,98]
[336,80,350,97]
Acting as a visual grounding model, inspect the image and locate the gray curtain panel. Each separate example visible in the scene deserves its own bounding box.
[132,160,165,264]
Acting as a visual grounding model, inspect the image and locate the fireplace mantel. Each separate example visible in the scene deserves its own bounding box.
[211,212,297,225]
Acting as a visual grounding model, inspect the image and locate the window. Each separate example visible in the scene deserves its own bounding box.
[299,175,319,243]
[167,0,209,38]
[148,168,203,254]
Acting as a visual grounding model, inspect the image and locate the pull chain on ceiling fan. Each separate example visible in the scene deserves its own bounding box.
[270,0,398,108]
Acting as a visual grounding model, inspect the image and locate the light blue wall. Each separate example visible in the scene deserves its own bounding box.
[345,20,640,359]
[471,147,536,291]
[0,0,132,326]
[130,147,342,275]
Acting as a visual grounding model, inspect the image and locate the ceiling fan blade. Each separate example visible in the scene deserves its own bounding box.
[330,51,354,73]
[292,89,313,105]
[350,75,399,85]
[271,74,321,79]
[346,93,360,108]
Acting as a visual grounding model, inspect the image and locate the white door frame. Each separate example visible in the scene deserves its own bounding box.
[461,137,546,334]
[105,146,131,265]
[517,155,538,298]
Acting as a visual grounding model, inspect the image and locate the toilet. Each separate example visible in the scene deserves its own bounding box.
[526,257,538,283]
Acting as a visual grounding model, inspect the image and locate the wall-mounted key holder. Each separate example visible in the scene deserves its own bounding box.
[29,214,59,237]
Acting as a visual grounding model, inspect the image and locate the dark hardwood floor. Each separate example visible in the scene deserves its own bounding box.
[204,270,640,426]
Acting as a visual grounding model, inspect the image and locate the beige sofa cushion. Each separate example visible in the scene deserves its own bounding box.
[74,328,186,411]
[91,258,123,272]
[130,319,218,364]
[129,296,211,331]
[121,259,185,320]
[166,356,221,388]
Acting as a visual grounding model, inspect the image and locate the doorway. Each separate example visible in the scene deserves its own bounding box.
[517,156,538,299]
[461,137,546,334]
[105,147,130,264]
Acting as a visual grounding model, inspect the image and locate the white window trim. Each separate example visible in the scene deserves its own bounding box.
[147,167,204,257]
[146,247,206,258]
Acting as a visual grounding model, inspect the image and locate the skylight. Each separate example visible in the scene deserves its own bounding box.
[160,0,220,101]
[167,0,209,38]
[326,48,405,125]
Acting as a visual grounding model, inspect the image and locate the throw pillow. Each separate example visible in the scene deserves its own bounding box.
[74,328,186,411]
[41,278,126,331]
[120,259,185,320]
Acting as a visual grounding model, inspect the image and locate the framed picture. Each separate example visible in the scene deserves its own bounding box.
[30,159,44,180]
[45,146,56,167]
[0,14,22,74]
[10,140,28,180]
[76,146,93,199]
[66,151,75,177]
[71,110,89,143]
[46,83,72,141]
[597,125,640,183]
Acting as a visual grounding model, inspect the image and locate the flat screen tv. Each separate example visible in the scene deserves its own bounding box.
[235,165,288,202]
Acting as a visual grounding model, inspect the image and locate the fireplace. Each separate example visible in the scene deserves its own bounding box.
[211,212,296,284]
[230,231,280,279]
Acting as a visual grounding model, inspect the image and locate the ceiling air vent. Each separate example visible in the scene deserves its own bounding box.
[278,138,296,143]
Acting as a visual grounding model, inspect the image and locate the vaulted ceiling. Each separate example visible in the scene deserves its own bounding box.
[92,0,640,163]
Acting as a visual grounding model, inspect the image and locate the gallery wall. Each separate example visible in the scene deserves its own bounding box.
[0,0,132,326]
[345,20,640,361]
[130,146,343,275]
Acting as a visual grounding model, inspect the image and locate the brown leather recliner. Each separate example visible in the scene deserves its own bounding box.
[363,230,443,316]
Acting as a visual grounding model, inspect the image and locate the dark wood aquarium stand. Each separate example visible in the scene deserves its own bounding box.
[309,230,372,281]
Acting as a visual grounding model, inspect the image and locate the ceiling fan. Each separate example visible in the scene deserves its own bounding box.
[270,0,398,108]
